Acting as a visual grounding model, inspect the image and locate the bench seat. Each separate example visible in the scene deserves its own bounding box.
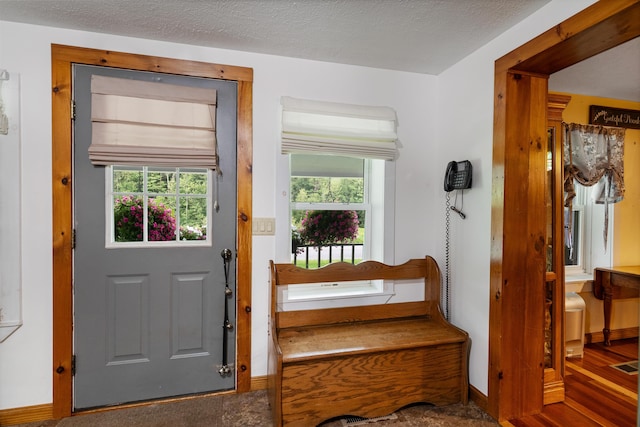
[267,257,470,427]
[279,316,467,362]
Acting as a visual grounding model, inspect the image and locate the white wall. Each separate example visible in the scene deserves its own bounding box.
[0,0,602,410]
[0,20,437,410]
[435,0,598,393]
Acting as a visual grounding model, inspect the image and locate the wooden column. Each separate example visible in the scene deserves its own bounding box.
[490,71,548,418]
[489,0,640,421]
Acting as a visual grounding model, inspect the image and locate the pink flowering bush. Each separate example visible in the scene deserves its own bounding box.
[298,210,359,246]
[114,196,176,242]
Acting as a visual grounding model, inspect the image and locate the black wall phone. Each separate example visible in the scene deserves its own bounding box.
[443,160,473,320]
[444,160,472,192]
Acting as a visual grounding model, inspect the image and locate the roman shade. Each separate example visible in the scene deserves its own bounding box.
[281,96,398,161]
[89,75,218,168]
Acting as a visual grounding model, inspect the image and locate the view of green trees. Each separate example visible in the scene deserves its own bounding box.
[291,176,365,245]
[112,167,367,244]
[112,167,208,240]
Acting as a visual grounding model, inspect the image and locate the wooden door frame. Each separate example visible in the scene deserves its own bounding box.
[489,0,639,421]
[51,45,253,418]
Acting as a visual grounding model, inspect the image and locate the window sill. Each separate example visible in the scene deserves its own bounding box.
[105,240,211,249]
[565,272,593,293]
[279,281,395,311]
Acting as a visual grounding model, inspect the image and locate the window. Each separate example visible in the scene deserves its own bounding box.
[281,154,393,307]
[288,154,391,264]
[564,193,585,272]
[563,122,623,277]
[564,180,613,277]
[90,76,219,249]
[107,165,211,247]
[290,154,369,267]
[277,96,398,307]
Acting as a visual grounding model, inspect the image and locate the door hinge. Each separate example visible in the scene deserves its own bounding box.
[71,354,76,376]
[71,100,76,120]
[72,229,76,250]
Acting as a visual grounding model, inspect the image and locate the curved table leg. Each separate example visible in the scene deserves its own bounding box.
[603,286,612,346]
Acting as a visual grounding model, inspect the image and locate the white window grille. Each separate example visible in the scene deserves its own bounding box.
[106,165,212,248]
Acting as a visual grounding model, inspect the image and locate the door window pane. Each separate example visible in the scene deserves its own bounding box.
[180,197,207,240]
[180,170,207,195]
[147,169,176,194]
[148,196,177,241]
[109,166,210,246]
[113,195,144,242]
[113,166,143,192]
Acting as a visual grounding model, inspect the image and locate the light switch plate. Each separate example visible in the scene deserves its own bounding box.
[252,217,276,235]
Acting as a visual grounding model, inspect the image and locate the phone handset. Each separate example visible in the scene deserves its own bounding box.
[444,160,472,192]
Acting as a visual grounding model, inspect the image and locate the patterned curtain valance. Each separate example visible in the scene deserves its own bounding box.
[563,122,625,249]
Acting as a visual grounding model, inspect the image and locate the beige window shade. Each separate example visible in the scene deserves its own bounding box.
[89,75,217,168]
[281,96,398,161]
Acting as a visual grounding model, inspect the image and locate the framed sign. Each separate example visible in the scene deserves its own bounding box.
[589,105,640,130]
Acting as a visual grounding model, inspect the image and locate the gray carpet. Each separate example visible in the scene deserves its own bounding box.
[9,390,498,427]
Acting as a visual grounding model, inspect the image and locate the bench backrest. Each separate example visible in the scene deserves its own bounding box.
[270,256,444,330]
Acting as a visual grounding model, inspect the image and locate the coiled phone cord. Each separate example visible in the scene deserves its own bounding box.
[444,192,451,321]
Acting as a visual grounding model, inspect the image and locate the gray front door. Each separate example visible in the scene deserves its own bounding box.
[73,65,237,409]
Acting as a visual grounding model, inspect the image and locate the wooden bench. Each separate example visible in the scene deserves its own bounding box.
[267,257,470,427]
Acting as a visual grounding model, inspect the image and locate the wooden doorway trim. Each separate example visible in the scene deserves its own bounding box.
[51,45,253,418]
[489,0,639,421]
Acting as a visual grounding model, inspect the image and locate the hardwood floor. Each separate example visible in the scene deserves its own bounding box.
[507,338,638,427]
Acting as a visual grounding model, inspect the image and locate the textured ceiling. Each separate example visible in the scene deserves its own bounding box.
[0,0,551,75]
[0,0,638,101]
[549,37,640,102]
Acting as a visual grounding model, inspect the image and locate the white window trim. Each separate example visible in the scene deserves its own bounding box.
[275,153,395,309]
[104,166,213,248]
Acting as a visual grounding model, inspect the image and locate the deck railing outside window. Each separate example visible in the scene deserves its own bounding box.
[292,243,363,269]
